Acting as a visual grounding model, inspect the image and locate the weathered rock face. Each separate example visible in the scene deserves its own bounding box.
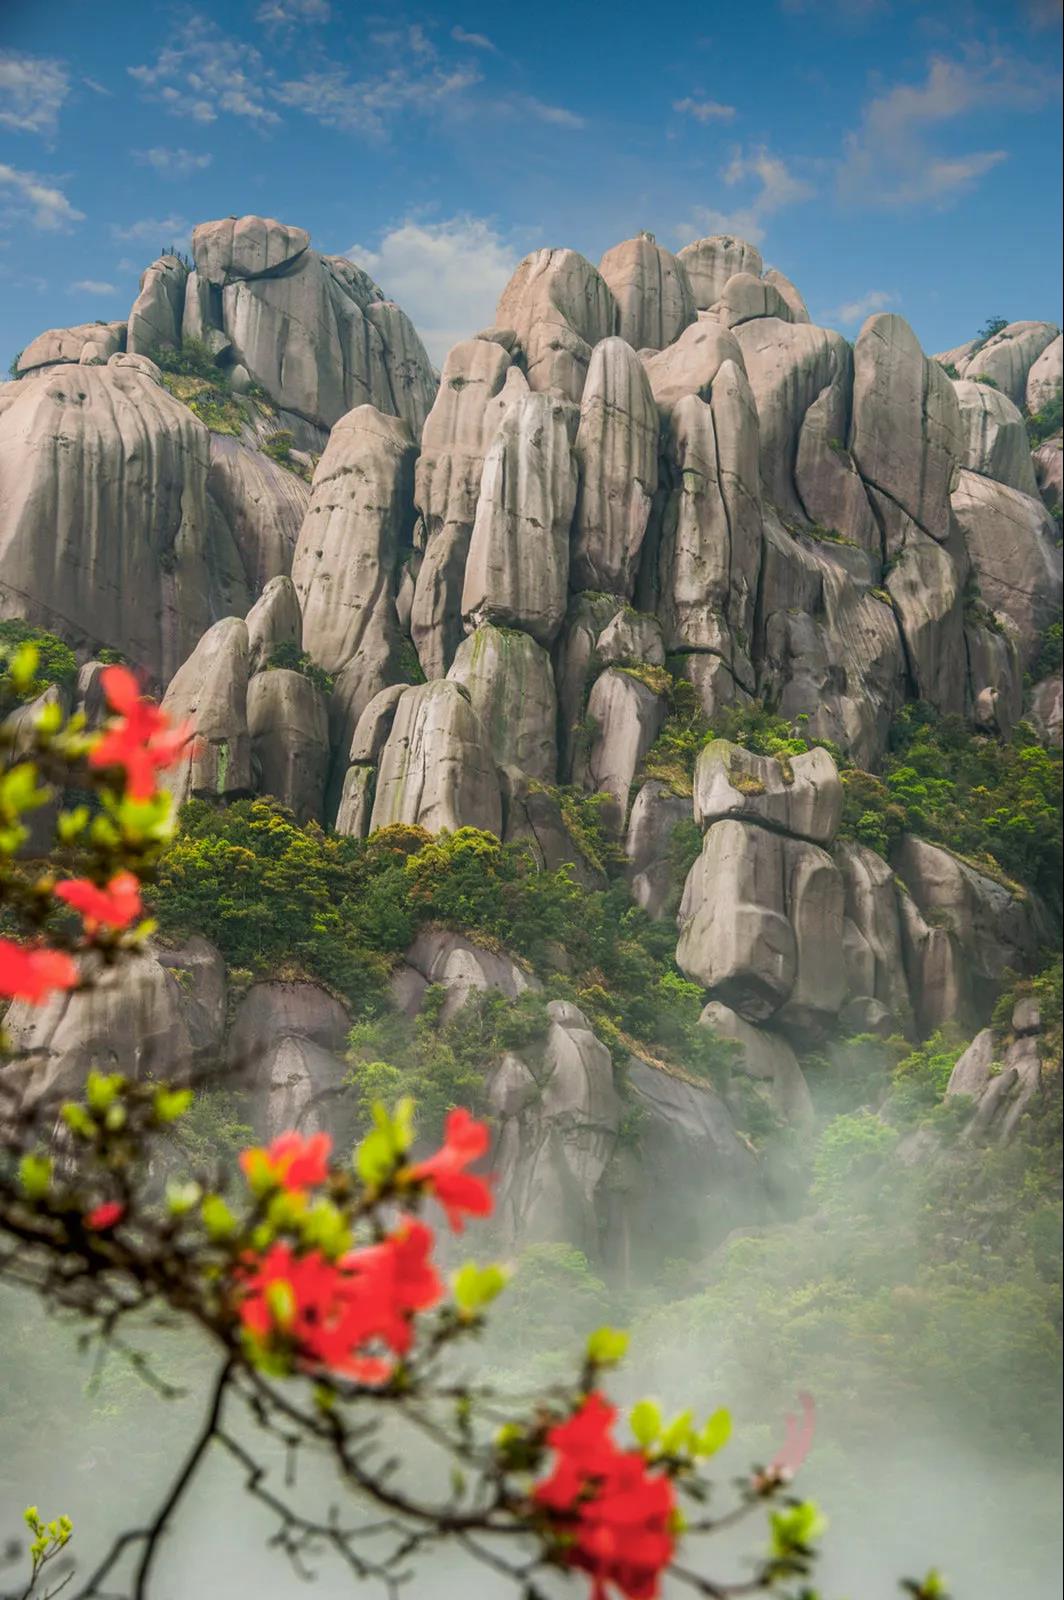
[17,320,126,374]
[193,216,311,285]
[571,338,659,595]
[693,742,842,846]
[161,617,252,802]
[597,235,695,353]
[851,312,965,550]
[585,668,667,824]
[762,267,809,324]
[245,575,302,674]
[1033,434,1062,515]
[947,1005,1049,1143]
[292,406,416,677]
[247,667,330,822]
[1025,332,1062,413]
[895,834,1044,1029]
[952,379,1040,497]
[677,235,764,312]
[0,358,249,683]
[489,1000,620,1255]
[626,779,690,919]
[370,680,502,835]
[712,272,794,330]
[447,625,557,781]
[951,469,1063,670]
[699,1000,813,1127]
[207,436,311,592]
[835,839,911,1029]
[462,391,577,645]
[494,248,617,402]
[736,319,878,553]
[229,978,350,1140]
[958,320,1059,407]
[641,320,745,418]
[127,256,189,355]
[1029,673,1063,748]
[656,364,762,688]
[392,928,537,1025]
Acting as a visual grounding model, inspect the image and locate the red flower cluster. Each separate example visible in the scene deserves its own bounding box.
[238,1221,442,1383]
[0,941,78,1004]
[407,1107,492,1232]
[534,1393,675,1600]
[85,1201,125,1232]
[240,1131,332,1193]
[89,666,191,800]
[55,871,143,933]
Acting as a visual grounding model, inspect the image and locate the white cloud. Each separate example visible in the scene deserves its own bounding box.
[676,144,813,247]
[0,51,69,137]
[820,289,898,324]
[277,58,481,135]
[129,20,280,127]
[673,96,736,122]
[112,215,191,245]
[69,279,118,295]
[451,26,497,51]
[838,49,1058,206]
[256,0,330,23]
[133,147,213,178]
[0,163,84,230]
[517,95,585,128]
[348,216,520,365]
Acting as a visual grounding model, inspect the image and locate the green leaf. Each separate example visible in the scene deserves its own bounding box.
[661,1408,695,1456]
[153,1086,194,1123]
[60,1102,95,1140]
[85,1070,124,1114]
[201,1193,237,1240]
[694,1407,731,1457]
[452,1260,508,1314]
[629,1398,663,1449]
[770,1500,827,1558]
[18,1153,53,1201]
[586,1326,629,1367]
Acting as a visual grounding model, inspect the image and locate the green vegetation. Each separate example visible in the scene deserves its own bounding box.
[150,337,272,438]
[153,801,736,1100]
[1026,380,1063,450]
[8,351,22,379]
[264,640,334,694]
[0,621,78,706]
[971,315,1008,352]
[261,429,313,481]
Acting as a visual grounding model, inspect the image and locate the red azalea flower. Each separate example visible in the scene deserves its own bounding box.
[54,871,143,933]
[534,1393,676,1600]
[239,1131,332,1193]
[407,1107,492,1232]
[0,940,78,1004]
[85,1201,125,1231]
[89,666,191,800]
[236,1221,444,1381]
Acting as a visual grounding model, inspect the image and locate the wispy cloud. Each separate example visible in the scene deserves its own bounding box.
[256,0,331,24]
[451,25,497,52]
[348,215,520,365]
[820,288,898,324]
[516,95,585,128]
[69,279,118,295]
[0,163,84,230]
[129,20,280,127]
[838,47,1060,206]
[673,96,736,122]
[277,60,481,135]
[0,51,70,138]
[677,144,813,246]
[133,147,213,178]
[111,215,191,245]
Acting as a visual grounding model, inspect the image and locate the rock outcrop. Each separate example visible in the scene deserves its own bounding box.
[370,680,502,835]
[494,249,617,402]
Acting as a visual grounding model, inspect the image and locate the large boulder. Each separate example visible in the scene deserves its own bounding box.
[160,617,252,802]
[229,978,350,1140]
[292,405,416,675]
[712,271,794,330]
[960,320,1059,408]
[207,435,311,592]
[412,340,521,677]
[1028,673,1062,748]
[597,234,695,352]
[952,379,1040,497]
[656,364,762,684]
[641,322,746,428]
[677,235,764,312]
[884,522,968,716]
[126,256,188,354]
[369,680,502,836]
[693,742,843,847]
[17,320,125,374]
[835,839,911,1028]
[571,338,659,595]
[626,779,691,919]
[585,668,667,824]
[192,216,311,285]
[462,391,577,646]
[1033,434,1062,515]
[699,1000,814,1127]
[1026,333,1062,414]
[736,318,878,552]
[950,469,1063,670]
[0,358,249,683]
[245,575,302,674]
[850,313,965,549]
[494,248,617,402]
[552,593,626,779]
[391,928,537,1025]
[447,625,557,781]
[247,667,330,822]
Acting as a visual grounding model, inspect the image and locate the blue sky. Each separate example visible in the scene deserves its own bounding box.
[1,0,1061,370]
